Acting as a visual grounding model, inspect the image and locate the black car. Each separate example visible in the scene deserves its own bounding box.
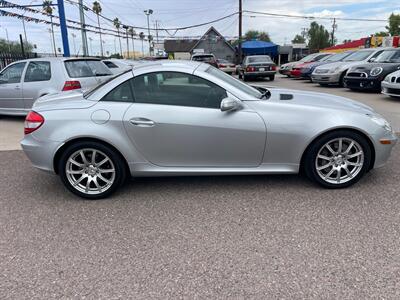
[343,48,400,91]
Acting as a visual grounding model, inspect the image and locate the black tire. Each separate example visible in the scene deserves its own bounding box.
[304,130,372,189]
[58,141,127,199]
[243,75,249,81]
[269,75,275,81]
[238,72,243,79]
[319,83,329,87]
[339,71,346,87]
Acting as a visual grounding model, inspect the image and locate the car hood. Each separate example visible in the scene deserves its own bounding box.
[265,88,374,113]
[33,90,96,112]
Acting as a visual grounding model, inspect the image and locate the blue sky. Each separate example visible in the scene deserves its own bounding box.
[2,0,399,55]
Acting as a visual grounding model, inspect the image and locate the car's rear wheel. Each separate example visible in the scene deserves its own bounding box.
[269,75,275,81]
[304,130,371,188]
[59,141,127,199]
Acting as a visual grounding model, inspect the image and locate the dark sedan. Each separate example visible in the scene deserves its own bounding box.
[344,48,400,91]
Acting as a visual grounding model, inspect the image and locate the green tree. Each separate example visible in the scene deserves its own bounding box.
[244,30,271,42]
[291,34,306,44]
[113,17,123,57]
[42,0,57,56]
[374,31,389,37]
[0,38,34,54]
[92,1,104,56]
[386,13,400,36]
[307,22,331,51]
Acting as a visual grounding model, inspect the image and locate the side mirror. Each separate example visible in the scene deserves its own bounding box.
[220,97,241,112]
[369,57,376,62]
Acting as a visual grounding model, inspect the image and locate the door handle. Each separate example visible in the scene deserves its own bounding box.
[14,86,21,90]
[129,118,155,127]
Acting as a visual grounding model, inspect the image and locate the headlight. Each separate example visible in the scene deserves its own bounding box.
[328,66,341,74]
[368,114,392,132]
[370,67,383,76]
[383,74,390,82]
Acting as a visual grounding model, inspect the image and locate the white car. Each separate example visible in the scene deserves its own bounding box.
[382,69,400,97]
[0,57,113,116]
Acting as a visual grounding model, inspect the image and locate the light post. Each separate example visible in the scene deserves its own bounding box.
[144,9,153,55]
[88,37,93,56]
[71,32,77,55]
[21,0,37,43]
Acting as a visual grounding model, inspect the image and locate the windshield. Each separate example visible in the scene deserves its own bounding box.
[374,49,400,63]
[64,60,112,78]
[325,51,354,62]
[206,66,262,99]
[343,50,374,61]
[248,56,272,63]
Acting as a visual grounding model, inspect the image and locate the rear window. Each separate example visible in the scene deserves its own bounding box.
[103,61,119,68]
[247,56,272,63]
[192,55,214,62]
[64,60,112,78]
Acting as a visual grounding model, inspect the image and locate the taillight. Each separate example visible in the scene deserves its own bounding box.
[219,64,226,68]
[24,111,44,134]
[246,66,255,72]
[62,80,81,91]
[272,65,277,71]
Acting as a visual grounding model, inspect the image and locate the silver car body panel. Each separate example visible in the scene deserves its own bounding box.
[21,61,397,177]
[382,70,400,97]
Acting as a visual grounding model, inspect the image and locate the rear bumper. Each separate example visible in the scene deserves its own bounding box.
[311,73,340,84]
[381,81,400,97]
[220,67,236,73]
[344,77,381,91]
[20,134,60,173]
[244,71,276,77]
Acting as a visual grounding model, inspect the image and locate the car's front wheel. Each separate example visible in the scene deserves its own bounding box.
[58,141,127,199]
[304,130,372,188]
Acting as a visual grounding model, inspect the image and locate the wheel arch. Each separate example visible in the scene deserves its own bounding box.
[53,137,130,175]
[299,127,376,172]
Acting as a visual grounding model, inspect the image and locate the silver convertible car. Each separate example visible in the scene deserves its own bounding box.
[21,61,397,199]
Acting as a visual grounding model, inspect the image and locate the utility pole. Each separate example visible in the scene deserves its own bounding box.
[238,0,242,64]
[331,18,337,46]
[71,32,77,55]
[144,9,153,55]
[88,37,93,56]
[78,0,88,56]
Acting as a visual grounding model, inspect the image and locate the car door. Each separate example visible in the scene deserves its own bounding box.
[0,62,26,112]
[22,61,52,109]
[123,71,266,168]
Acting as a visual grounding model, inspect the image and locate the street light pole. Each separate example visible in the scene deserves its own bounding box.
[71,32,77,55]
[144,9,153,55]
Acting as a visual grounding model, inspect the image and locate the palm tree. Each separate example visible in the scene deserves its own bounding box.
[92,1,104,57]
[43,0,56,56]
[113,17,123,57]
[128,27,136,59]
[139,32,145,57]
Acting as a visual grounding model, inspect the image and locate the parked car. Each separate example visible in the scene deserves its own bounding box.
[311,48,389,87]
[344,48,400,91]
[381,69,400,97]
[102,59,141,75]
[21,61,397,199]
[300,51,355,80]
[0,57,114,116]
[238,55,276,81]
[216,59,236,74]
[279,53,331,77]
[290,53,333,78]
[191,53,218,68]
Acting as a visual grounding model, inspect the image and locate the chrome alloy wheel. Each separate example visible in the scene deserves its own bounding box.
[315,137,364,184]
[65,148,116,195]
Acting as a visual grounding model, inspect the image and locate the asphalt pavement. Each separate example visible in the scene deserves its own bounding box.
[1,75,400,299]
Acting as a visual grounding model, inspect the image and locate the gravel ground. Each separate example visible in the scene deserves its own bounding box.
[0,147,399,299]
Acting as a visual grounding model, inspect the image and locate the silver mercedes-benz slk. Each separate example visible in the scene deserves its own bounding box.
[21,61,397,199]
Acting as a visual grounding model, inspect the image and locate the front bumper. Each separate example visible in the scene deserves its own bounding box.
[279,69,291,75]
[381,81,400,97]
[344,76,382,91]
[311,73,341,84]
[371,131,398,168]
[20,134,61,173]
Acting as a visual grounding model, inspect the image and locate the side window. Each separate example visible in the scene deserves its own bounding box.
[102,80,134,102]
[132,72,227,109]
[370,51,383,59]
[24,61,51,82]
[103,61,118,68]
[0,62,26,84]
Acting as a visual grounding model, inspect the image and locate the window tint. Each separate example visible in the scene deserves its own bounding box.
[64,60,112,78]
[24,61,51,82]
[0,62,26,84]
[103,61,118,68]
[374,50,400,63]
[102,80,133,102]
[132,72,227,109]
